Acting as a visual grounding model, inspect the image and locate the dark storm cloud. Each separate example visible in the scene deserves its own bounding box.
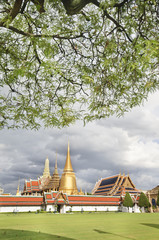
[0,92,159,194]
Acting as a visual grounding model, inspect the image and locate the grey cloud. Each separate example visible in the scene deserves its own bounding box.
[1,92,159,194]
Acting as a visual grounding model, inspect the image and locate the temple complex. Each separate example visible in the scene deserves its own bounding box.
[0,142,147,213]
[22,143,82,196]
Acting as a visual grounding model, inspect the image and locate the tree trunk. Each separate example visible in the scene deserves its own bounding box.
[60,0,92,15]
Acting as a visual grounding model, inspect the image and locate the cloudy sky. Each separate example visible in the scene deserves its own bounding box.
[0,91,159,194]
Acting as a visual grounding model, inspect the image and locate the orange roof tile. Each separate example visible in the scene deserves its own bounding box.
[31,181,39,186]
[26,182,31,187]
[46,195,52,199]
[0,196,44,206]
[68,201,119,205]
[68,196,119,202]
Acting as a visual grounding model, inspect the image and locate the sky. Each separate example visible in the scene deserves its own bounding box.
[0,91,159,194]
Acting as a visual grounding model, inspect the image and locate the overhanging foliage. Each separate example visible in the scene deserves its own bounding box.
[0,0,159,129]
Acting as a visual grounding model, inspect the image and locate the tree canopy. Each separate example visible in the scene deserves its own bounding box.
[138,192,150,208]
[0,0,159,129]
[123,192,134,208]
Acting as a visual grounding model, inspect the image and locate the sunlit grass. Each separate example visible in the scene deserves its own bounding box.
[0,212,159,240]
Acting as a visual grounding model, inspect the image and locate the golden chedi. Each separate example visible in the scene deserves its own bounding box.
[59,142,78,195]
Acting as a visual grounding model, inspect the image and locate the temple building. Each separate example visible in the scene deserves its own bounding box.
[92,173,140,197]
[0,142,142,213]
[146,185,159,208]
[22,178,42,196]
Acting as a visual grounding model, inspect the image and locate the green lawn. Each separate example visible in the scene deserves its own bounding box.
[0,212,159,240]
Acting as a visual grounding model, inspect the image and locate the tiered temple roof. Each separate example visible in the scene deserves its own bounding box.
[22,155,60,195]
[92,173,140,197]
[22,178,42,195]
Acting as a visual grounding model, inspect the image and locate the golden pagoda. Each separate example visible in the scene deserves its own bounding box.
[59,142,78,195]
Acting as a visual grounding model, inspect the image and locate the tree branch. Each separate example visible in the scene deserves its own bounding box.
[113,0,130,8]
[92,0,132,42]
[61,0,91,15]
[21,0,29,13]
[0,0,23,27]
[10,0,23,20]
[31,0,45,13]
[1,25,84,39]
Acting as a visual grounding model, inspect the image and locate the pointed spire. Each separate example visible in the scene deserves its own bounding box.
[43,153,60,192]
[59,142,78,195]
[16,178,20,196]
[16,185,20,196]
[53,153,58,175]
[63,141,73,172]
[43,157,50,178]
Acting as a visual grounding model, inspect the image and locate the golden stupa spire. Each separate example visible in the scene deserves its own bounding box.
[63,141,73,172]
[59,142,78,195]
[16,184,20,196]
[43,157,50,178]
[16,178,20,196]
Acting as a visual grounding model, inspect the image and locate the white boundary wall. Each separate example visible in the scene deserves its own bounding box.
[0,205,41,213]
[45,205,119,213]
[46,205,56,212]
[46,205,119,213]
[121,204,141,213]
[66,205,119,212]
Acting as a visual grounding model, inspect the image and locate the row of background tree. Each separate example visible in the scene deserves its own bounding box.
[123,191,159,211]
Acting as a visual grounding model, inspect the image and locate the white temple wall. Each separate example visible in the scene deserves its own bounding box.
[60,205,66,214]
[0,204,142,213]
[0,205,41,213]
[45,205,56,212]
[133,204,141,213]
[65,205,119,212]
[121,206,132,213]
[121,204,141,213]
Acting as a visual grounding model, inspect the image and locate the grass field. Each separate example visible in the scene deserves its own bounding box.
[0,212,159,240]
